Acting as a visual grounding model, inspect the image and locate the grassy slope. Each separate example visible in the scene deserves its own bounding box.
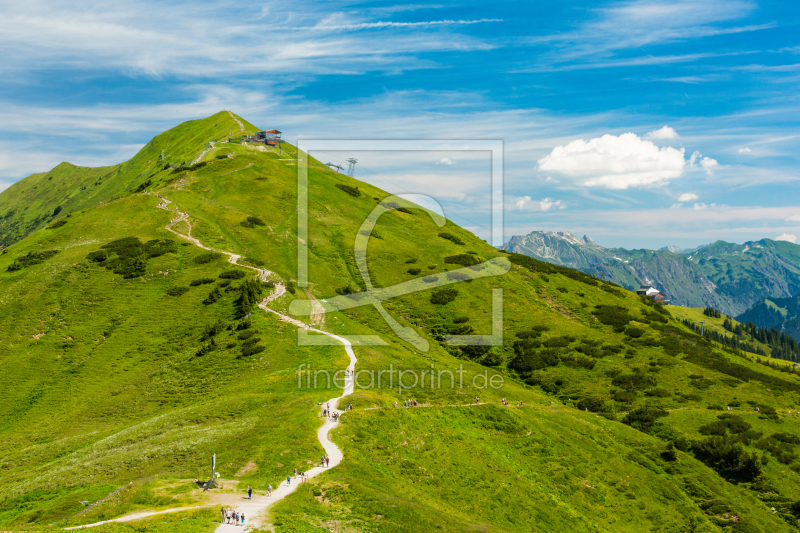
[1,114,800,531]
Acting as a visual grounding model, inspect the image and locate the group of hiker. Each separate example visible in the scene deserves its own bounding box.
[220,507,245,526]
[501,398,524,407]
[399,399,419,407]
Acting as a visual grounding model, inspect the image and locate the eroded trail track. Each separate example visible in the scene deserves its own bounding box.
[67,195,356,531]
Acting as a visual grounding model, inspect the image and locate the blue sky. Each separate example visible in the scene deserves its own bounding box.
[1,0,799,249]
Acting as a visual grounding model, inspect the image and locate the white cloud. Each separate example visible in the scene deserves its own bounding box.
[693,202,717,210]
[537,132,686,189]
[776,233,797,243]
[738,147,752,153]
[645,126,679,139]
[436,157,455,165]
[514,196,566,211]
[700,157,718,175]
[678,192,698,202]
[787,214,800,222]
[540,198,566,211]
[688,150,719,175]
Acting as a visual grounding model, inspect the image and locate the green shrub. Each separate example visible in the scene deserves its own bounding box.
[241,336,261,346]
[203,319,226,339]
[241,216,266,228]
[509,344,560,373]
[592,305,635,332]
[444,254,478,267]
[235,279,265,317]
[611,373,657,391]
[692,436,763,481]
[622,405,668,432]
[47,219,68,229]
[561,354,596,370]
[7,250,59,271]
[453,316,469,324]
[286,281,296,295]
[625,326,645,338]
[237,319,252,331]
[241,344,265,357]
[203,287,222,305]
[423,275,438,283]
[438,232,464,245]
[194,252,222,264]
[335,183,361,197]
[644,388,671,397]
[446,271,471,282]
[219,270,247,279]
[407,268,421,275]
[431,288,458,305]
[190,278,215,286]
[543,335,574,348]
[242,256,265,267]
[238,330,256,341]
[166,286,190,296]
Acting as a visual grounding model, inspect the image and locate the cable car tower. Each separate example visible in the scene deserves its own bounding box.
[346,158,358,177]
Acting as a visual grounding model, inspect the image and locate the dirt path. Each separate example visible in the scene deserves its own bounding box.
[66,194,356,531]
[228,111,245,132]
[191,142,215,165]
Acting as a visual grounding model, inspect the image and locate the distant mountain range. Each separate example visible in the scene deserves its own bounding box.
[502,230,800,316]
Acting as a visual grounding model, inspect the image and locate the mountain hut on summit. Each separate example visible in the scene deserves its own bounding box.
[635,285,670,304]
[229,129,283,150]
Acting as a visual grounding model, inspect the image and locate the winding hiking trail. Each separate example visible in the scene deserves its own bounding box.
[67,195,356,531]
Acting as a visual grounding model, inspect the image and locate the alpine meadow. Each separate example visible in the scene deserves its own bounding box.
[0,111,800,533]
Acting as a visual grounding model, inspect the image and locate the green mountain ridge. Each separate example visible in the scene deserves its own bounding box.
[0,111,257,249]
[503,230,800,316]
[3,113,800,532]
[737,295,800,341]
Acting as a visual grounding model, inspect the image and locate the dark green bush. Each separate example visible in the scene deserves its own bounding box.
[444,254,478,267]
[190,278,215,286]
[592,305,635,332]
[194,252,222,264]
[219,270,247,279]
[241,344,265,357]
[438,232,464,245]
[625,326,645,338]
[238,330,256,341]
[612,373,657,391]
[47,218,68,229]
[622,405,668,432]
[407,268,421,275]
[237,319,252,331]
[241,336,261,346]
[166,286,190,296]
[286,281,296,295]
[203,287,222,305]
[8,250,59,271]
[241,216,266,228]
[431,288,458,305]
[335,183,360,197]
[423,275,438,283]
[454,316,469,324]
